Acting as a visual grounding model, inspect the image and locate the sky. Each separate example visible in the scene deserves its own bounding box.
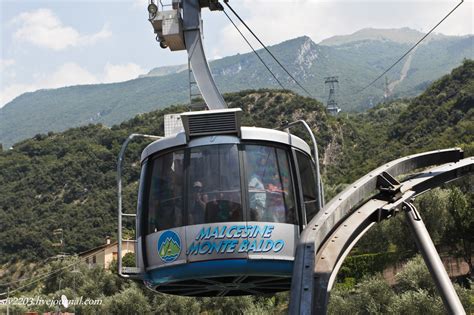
[1,0,473,108]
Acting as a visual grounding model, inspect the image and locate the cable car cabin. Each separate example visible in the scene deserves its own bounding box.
[127,109,322,296]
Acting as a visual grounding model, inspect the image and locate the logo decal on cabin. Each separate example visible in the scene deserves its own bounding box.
[158,230,181,263]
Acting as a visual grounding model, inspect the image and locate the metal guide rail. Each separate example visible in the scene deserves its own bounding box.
[289,148,472,315]
[278,120,325,211]
[117,134,162,279]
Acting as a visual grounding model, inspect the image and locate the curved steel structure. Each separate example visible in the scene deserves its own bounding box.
[149,0,227,109]
[182,0,227,109]
[289,148,472,314]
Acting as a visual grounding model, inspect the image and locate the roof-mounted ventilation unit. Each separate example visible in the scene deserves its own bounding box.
[180,108,242,140]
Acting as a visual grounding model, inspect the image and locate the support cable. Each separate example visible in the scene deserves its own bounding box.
[0,252,98,295]
[223,1,314,98]
[353,0,464,94]
[223,10,286,90]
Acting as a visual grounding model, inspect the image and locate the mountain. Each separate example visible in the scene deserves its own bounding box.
[1,28,472,148]
[139,64,188,78]
[159,238,180,260]
[328,59,474,184]
[319,27,448,46]
[0,60,472,263]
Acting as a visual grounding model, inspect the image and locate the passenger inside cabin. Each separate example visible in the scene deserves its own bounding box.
[189,181,208,225]
[248,150,271,220]
[246,144,296,223]
[148,151,184,232]
[267,193,287,223]
[205,191,242,223]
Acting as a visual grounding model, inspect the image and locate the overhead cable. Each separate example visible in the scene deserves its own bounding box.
[354,0,464,94]
[0,252,98,296]
[223,1,314,98]
[223,10,286,90]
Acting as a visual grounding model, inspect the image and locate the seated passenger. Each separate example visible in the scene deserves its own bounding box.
[267,193,286,223]
[205,193,232,223]
[189,181,208,225]
[227,192,242,221]
[248,172,266,221]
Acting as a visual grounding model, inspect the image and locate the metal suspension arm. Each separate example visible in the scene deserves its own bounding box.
[182,0,227,109]
[148,0,227,109]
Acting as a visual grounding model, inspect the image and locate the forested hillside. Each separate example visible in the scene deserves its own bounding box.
[0,91,332,262]
[0,60,472,264]
[1,29,472,148]
[329,59,474,184]
[0,59,472,315]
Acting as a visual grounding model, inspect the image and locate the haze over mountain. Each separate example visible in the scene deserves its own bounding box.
[0,28,472,148]
[319,27,450,46]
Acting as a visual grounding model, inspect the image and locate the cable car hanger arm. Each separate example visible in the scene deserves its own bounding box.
[148,0,227,110]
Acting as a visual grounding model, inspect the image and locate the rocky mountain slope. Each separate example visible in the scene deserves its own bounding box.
[1,28,472,148]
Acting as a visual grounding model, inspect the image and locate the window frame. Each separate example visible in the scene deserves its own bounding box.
[241,142,300,226]
[142,141,304,235]
[291,148,307,228]
[142,145,187,235]
[293,148,320,223]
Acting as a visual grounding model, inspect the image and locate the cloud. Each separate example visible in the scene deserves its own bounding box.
[133,0,147,8]
[0,59,16,71]
[11,9,111,51]
[0,62,145,107]
[46,63,100,87]
[0,59,17,101]
[103,62,145,83]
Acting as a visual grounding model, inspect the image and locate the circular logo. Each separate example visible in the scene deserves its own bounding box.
[157,230,181,263]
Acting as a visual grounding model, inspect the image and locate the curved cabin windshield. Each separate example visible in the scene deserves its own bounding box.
[146,143,298,234]
[147,150,185,233]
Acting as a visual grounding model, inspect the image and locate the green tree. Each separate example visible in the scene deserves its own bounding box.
[445,186,473,276]
[151,294,201,314]
[328,275,394,315]
[329,255,473,314]
[395,255,437,294]
[388,289,444,315]
[101,283,152,315]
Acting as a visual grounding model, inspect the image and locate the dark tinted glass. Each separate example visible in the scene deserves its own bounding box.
[147,150,184,233]
[296,151,318,220]
[188,144,242,224]
[245,145,296,224]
